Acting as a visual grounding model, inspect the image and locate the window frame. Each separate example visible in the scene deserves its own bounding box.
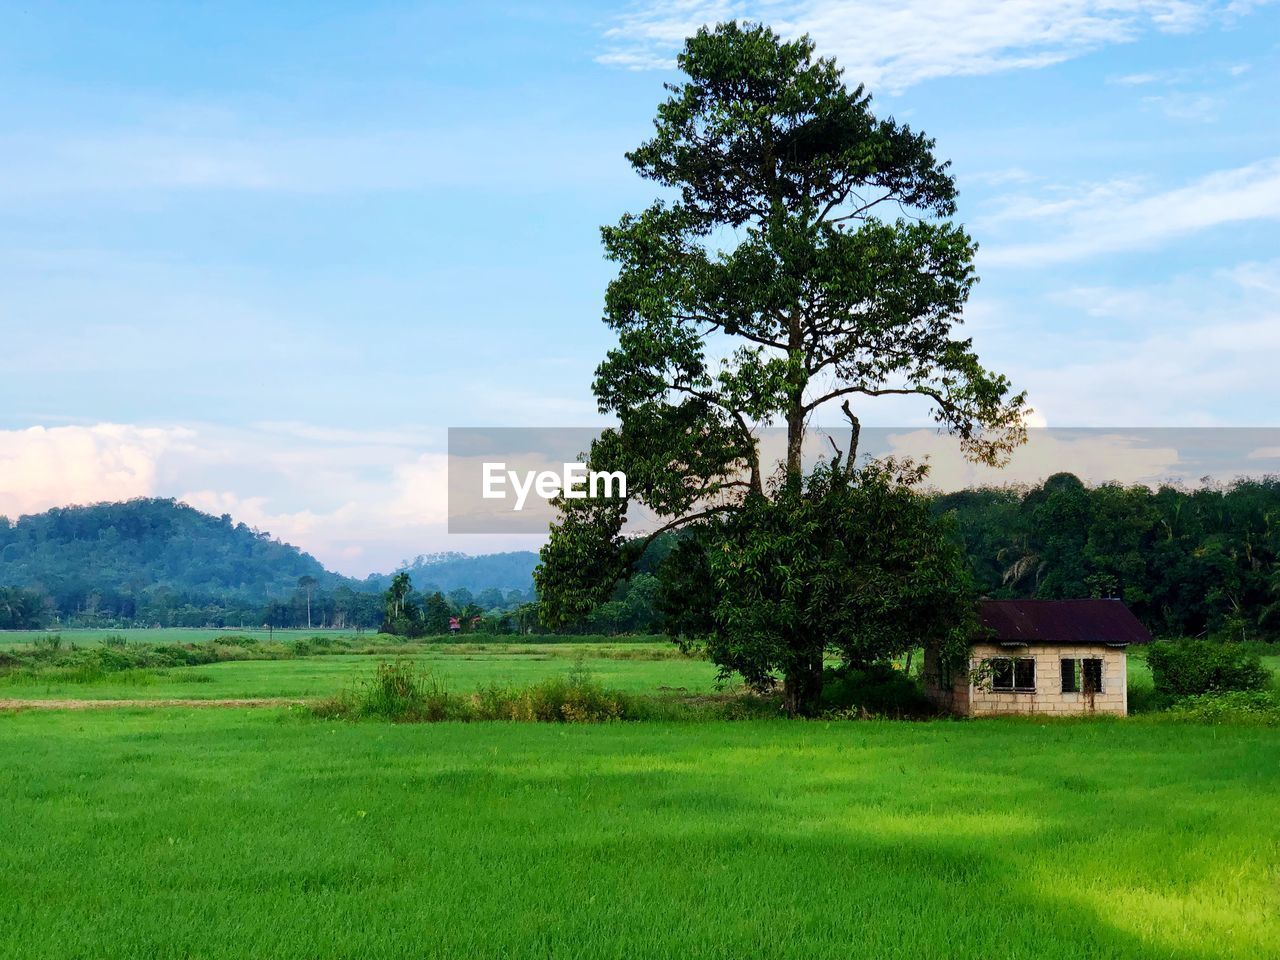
[1082,657,1104,695]
[1060,657,1105,695]
[1061,658,1078,693]
[988,656,1037,693]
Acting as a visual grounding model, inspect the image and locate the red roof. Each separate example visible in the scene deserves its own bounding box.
[977,599,1152,646]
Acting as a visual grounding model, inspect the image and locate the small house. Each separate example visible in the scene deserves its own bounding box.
[924,599,1151,716]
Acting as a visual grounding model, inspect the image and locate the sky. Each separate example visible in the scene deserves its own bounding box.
[1,0,1278,574]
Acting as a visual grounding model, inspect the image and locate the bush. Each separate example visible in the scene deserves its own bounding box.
[312,659,634,723]
[1146,640,1271,697]
[819,663,935,718]
[312,660,457,722]
[1162,691,1280,726]
[474,675,630,723]
[31,634,64,654]
[213,634,259,648]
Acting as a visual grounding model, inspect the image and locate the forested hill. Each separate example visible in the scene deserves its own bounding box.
[364,552,539,594]
[0,499,540,629]
[0,499,337,609]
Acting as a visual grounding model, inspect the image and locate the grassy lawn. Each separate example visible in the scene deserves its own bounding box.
[0,709,1275,959]
[0,644,726,701]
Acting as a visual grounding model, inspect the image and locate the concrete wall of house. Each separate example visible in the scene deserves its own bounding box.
[922,644,968,713]
[962,643,1128,716]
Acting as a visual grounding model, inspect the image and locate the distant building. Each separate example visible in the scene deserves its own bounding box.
[924,599,1152,717]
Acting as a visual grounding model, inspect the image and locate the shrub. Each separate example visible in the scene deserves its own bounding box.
[475,674,630,723]
[100,634,128,649]
[1162,691,1280,726]
[332,660,456,722]
[213,634,259,648]
[1146,640,1271,697]
[312,660,634,723]
[819,663,936,718]
[32,634,64,654]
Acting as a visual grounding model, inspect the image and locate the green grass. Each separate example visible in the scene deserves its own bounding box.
[0,645,726,700]
[0,709,1275,959]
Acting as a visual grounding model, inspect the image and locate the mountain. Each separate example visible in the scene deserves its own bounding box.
[0,498,337,610]
[365,552,539,594]
[0,499,538,627]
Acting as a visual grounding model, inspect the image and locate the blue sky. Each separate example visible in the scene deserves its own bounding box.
[1,1,1278,573]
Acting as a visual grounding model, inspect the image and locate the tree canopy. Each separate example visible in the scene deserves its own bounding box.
[538,22,1024,714]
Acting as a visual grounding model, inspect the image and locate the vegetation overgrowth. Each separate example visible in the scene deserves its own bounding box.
[1144,638,1271,697]
[309,659,781,723]
[1154,690,1280,726]
[0,637,723,702]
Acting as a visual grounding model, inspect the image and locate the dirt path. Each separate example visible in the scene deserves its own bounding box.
[0,697,307,711]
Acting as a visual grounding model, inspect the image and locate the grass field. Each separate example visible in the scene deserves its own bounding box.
[0,637,721,700]
[1,631,1275,708]
[1,640,1277,957]
[0,627,365,649]
[0,628,667,650]
[0,646,726,701]
[0,709,1275,959]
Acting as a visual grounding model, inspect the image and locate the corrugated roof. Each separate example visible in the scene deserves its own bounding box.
[977,599,1152,646]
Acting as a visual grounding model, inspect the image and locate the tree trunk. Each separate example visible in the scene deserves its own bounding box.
[785,406,805,481]
[840,400,860,475]
[782,652,824,717]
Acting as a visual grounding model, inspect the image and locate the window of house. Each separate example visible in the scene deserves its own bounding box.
[991,658,1013,690]
[1082,658,1104,694]
[1061,658,1078,693]
[1061,658,1106,694]
[990,657,1036,692]
[1014,657,1036,690]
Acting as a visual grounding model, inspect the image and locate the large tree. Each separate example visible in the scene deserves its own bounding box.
[537,22,1026,713]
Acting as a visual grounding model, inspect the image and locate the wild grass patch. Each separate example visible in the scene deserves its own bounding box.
[312,659,641,723]
[1157,690,1280,726]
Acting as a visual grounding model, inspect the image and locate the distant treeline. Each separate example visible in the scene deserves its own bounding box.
[937,472,1280,640]
[566,472,1280,642]
[3,477,1278,640]
[0,499,536,630]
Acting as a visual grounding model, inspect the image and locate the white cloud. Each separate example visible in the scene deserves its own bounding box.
[0,424,195,517]
[0,122,632,200]
[0,419,542,576]
[597,1,1265,90]
[1115,72,1162,84]
[1142,92,1221,121]
[979,259,1280,424]
[1108,59,1253,86]
[981,157,1280,266]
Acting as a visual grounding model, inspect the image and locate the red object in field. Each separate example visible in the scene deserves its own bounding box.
[449,617,460,632]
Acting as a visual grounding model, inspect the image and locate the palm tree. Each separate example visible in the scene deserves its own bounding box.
[386,572,412,622]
